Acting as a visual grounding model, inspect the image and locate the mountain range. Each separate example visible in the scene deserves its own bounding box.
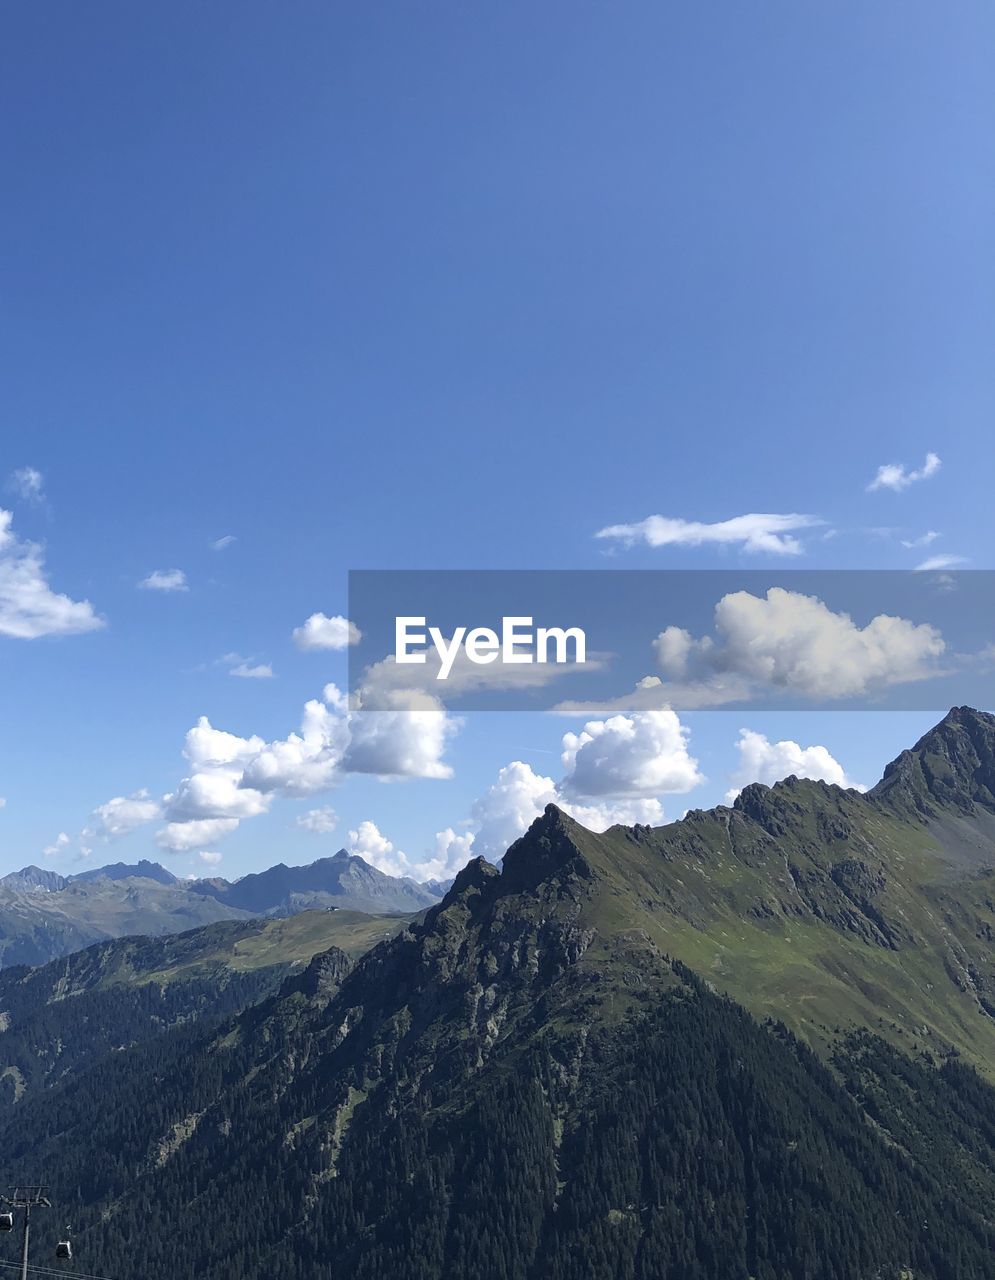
[2,708,995,1277]
[0,850,443,968]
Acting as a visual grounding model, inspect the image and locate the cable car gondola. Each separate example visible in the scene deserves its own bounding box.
[55,1238,73,1260]
[0,1212,12,1232]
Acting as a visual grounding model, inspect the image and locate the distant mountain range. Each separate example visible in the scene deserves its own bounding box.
[0,850,443,968]
[4,707,995,1277]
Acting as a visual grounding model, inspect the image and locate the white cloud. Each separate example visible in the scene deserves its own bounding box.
[469,761,558,862]
[292,613,361,651]
[346,820,411,878]
[43,832,70,858]
[157,817,240,852]
[565,796,665,830]
[655,588,945,700]
[83,790,161,841]
[724,729,865,803]
[154,680,458,853]
[296,806,338,835]
[139,568,188,593]
[901,530,940,549]
[867,451,941,493]
[198,850,223,866]
[916,554,968,572]
[240,694,348,795]
[419,827,477,882]
[0,509,104,638]
[343,687,457,780]
[8,467,44,503]
[595,512,822,556]
[219,653,274,679]
[211,535,236,551]
[464,713,700,862]
[560,709,703,798]
[230,660,274,679]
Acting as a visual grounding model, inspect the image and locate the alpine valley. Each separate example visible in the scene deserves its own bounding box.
[4,708,995,1278]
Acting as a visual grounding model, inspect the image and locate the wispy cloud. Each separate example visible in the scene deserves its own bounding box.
[867,451,941,493]
[595,512,822,556]
[230,660,274,679]
[7,466,45,504]
[901,530,941,549]
[138,568,188,592]
[211,535,236,551]
[915,553,968,571]
[296,806,338,834]
[43,831,70,858]
[220,652,274,679]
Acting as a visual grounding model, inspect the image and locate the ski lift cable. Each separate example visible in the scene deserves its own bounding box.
[0,1257,118,1280]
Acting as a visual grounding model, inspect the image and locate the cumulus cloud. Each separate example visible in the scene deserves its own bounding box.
[466,758,671,864]
[83,790,161,841]
[460,709,701,864]
[655,588,945,700]
[595,512,822,556]
[155,718,270,852]
[724,729,865,803]
[296,806,338,835]
[0,509,104,639]
[139,568,188,593]
[43,832,70,858]
[293,613,361,651]
[346,820,411,878]
[419,827,477,882]
[867,452,941,493]
[560,709,703,798]
[154,682,457,853]
[8,467,44,504]
[916,554,968,572]
[198,850,223,866]
[469,761,558,862]
[343,687,457,780]
[157,817,240,853]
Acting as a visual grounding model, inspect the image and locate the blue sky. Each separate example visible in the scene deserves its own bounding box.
[0,2,991,880]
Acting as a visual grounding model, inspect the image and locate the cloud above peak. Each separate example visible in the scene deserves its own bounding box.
[867,451,941,493]
[724,729,864,803]
[595,513,821,556]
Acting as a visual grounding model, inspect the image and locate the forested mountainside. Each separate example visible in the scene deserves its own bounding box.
[0,851,441,969]
[0,909,411,1105]
[2,708,995,1279]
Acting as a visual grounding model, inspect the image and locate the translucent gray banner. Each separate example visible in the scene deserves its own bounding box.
[347,570,994,713]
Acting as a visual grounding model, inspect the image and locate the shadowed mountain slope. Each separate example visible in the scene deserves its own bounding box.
[3,710,995,1278]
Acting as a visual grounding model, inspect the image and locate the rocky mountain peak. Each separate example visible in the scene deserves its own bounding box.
[499,804,594,892]
[871,705,995,818]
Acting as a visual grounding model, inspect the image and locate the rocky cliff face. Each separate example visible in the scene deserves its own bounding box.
[871,705,995,817]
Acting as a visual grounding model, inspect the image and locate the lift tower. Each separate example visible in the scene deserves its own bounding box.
[2,1185,51,1280]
